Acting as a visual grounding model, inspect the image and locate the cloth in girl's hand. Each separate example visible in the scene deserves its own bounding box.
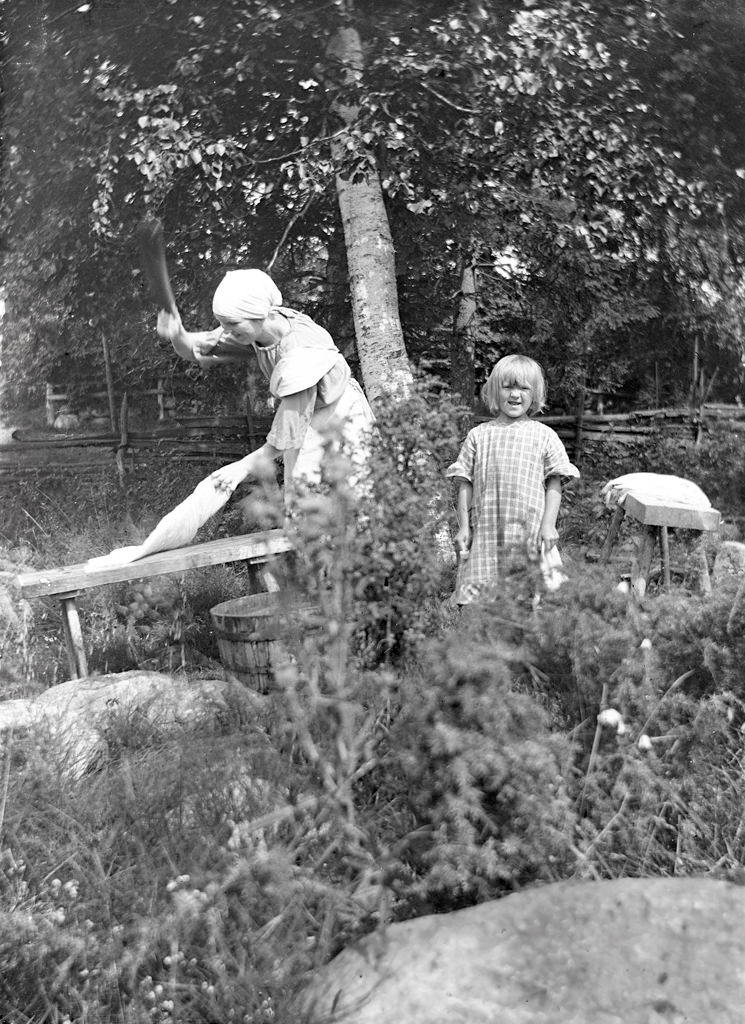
[602,473,711,511]
[540,544,568,591]
[85,477,231,570]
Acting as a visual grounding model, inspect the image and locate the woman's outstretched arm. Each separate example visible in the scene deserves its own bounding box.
[157,309,235,366]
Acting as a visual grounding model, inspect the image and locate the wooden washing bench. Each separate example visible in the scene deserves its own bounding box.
[15,529,293,681]
[600,495,721,596]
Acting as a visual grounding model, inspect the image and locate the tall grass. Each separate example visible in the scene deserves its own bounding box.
[1,385,744,1021]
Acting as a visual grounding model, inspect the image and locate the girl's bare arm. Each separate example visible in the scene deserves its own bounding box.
[454,478,473,560]
[541,475,562,550]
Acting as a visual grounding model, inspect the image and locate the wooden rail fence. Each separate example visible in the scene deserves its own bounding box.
[2,403,743,482]
[45,379,199,427]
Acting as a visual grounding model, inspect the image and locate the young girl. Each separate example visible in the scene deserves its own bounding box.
[447,354,579,604]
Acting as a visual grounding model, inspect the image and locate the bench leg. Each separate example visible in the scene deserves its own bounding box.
[600,507,625,564]
[60,597,88,679]
[247,556,283,593]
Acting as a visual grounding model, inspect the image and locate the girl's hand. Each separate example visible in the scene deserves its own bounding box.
[540,523,559,551]
[454,525,472,562]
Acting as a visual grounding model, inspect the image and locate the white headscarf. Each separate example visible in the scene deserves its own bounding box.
[212,269,283,320]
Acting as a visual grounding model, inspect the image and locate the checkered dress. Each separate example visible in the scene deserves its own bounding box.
[446,418,579,603]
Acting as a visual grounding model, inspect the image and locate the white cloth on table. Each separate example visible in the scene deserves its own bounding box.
[602,473,711,511]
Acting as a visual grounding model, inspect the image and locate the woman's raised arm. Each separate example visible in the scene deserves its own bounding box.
[156,309,232,366]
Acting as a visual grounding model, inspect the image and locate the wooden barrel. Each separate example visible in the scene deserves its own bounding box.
[210,592,317,692]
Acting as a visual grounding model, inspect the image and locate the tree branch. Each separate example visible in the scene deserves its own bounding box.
[419,82,480,115]
[250,129,348,167]
[265,190,317,273]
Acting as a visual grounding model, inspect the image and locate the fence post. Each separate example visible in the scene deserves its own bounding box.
[101,334,117,434]
[45,384,56,426]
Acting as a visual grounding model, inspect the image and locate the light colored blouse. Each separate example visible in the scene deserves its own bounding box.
[205,307,352,452]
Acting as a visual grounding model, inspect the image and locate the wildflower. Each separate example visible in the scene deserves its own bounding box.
[640,638,652,650]
[597,708,626,735]
[166,873,191,893]
[638,734,653,751]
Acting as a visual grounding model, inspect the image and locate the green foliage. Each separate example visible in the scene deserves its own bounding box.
[391,631,576,906]
[4,0,745,416]
[287,379,464,665]
[3,389,745,1019]
[644,428,745,523]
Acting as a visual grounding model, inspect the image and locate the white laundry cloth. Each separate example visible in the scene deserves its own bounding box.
[540,544,568,591]
[85,476,231,570]
[602,473,711,511]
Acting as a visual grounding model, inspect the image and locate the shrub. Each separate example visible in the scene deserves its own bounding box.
[388,624,577,910]
[4,381,745,1021]
[287,379,464,665]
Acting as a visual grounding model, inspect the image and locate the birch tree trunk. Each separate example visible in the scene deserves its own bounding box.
[451,260,478,407]
[326,21,453,565]
[326,25,413,404]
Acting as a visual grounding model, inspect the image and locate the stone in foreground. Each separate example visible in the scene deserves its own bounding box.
[296,876,745,1024]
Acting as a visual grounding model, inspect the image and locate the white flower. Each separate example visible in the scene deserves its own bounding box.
[598,708,626,734]
[638,734,653,751]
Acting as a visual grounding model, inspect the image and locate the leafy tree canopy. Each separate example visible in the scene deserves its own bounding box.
[2,0,744,413]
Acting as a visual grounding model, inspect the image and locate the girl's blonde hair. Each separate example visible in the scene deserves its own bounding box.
[481,354,547,416]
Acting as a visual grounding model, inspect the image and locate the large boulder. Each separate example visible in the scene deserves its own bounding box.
[297,876,745,1024]
[0,671,260,777]
[712,541,745,586]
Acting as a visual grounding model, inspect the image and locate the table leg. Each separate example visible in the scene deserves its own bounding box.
[660,525,671,587]
[632,526,657,597]
[60,596,88,679]
[600,506,626,564]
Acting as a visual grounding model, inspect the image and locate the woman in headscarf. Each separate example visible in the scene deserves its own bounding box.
[86,269,374,569]
[157,268,375,500]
